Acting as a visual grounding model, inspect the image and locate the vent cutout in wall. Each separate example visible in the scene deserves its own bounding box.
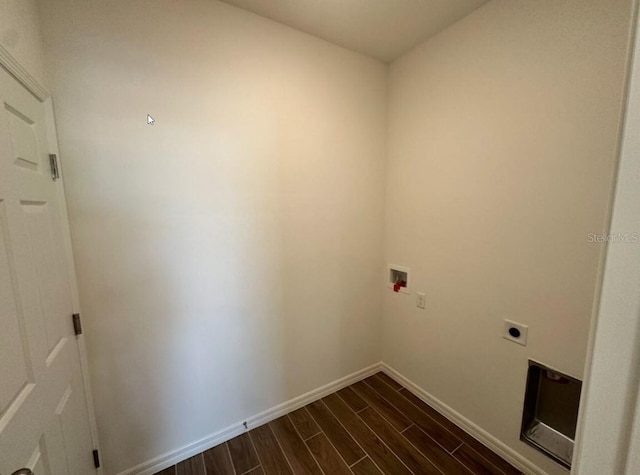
[520,360,582,468]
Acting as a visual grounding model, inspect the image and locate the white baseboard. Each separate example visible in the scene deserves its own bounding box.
[117,362,383,475]
[380,362,548,475]
[119,360,547,475]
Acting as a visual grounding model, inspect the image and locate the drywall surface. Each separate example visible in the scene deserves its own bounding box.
[383,0,633,473]
[218,0,488,62]
[575,7,640,475]
[0,0,46,85]
[38,1,386,472]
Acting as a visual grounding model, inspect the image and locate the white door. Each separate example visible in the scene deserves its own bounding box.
[0,65,97,475]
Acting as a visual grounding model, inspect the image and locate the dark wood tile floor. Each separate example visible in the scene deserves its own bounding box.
[155,372,523,475]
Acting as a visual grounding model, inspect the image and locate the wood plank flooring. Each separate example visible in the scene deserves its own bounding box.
[154,372,523,475]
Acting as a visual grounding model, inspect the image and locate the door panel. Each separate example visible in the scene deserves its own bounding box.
[22,200,73,356]
[0,202,32,415]
[4,102,41,172]
[0,65,96,475]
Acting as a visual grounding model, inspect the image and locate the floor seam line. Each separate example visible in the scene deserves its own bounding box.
[400,423,415,434]
[373,373,405,393]
[352,381,412,435]
[286,412,327,475]
[224,442,238,475]
[267,421,296,475]
[352,405,418,475]
[303,432,322,442]
[239,466,262,475]
[396,388,465,447]
[307,399,361,469]
[451,442,464,454]
[397,424,449,475]
[363,379,464,459]
[325,393,389,475]
[348,454,367,468]
[247,431,265,475]
[319,399,363,467]
[315,397,369,465]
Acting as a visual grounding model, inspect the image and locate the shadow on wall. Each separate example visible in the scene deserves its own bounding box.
[85,117,382,467]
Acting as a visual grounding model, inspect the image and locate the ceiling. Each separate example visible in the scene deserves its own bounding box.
[218,0,488,62]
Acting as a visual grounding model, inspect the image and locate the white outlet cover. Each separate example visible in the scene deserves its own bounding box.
[503,319,528,346]
[416,292,426,309]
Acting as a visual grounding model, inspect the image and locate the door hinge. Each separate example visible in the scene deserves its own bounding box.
[72,313,82,335]
[93,449,101,469]
[49,154,60,180]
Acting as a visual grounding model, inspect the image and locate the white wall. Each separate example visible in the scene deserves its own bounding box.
[0,0,46,85]
[383,1,633,473]
[37,1,386,473]
[574,6,640,474]
[35,0,636,473]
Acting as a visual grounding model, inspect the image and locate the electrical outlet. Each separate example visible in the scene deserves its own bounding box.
[503,320,528,346]
[416,292,426,309]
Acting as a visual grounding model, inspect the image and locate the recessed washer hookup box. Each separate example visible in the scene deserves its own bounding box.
[520,360,582,468]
